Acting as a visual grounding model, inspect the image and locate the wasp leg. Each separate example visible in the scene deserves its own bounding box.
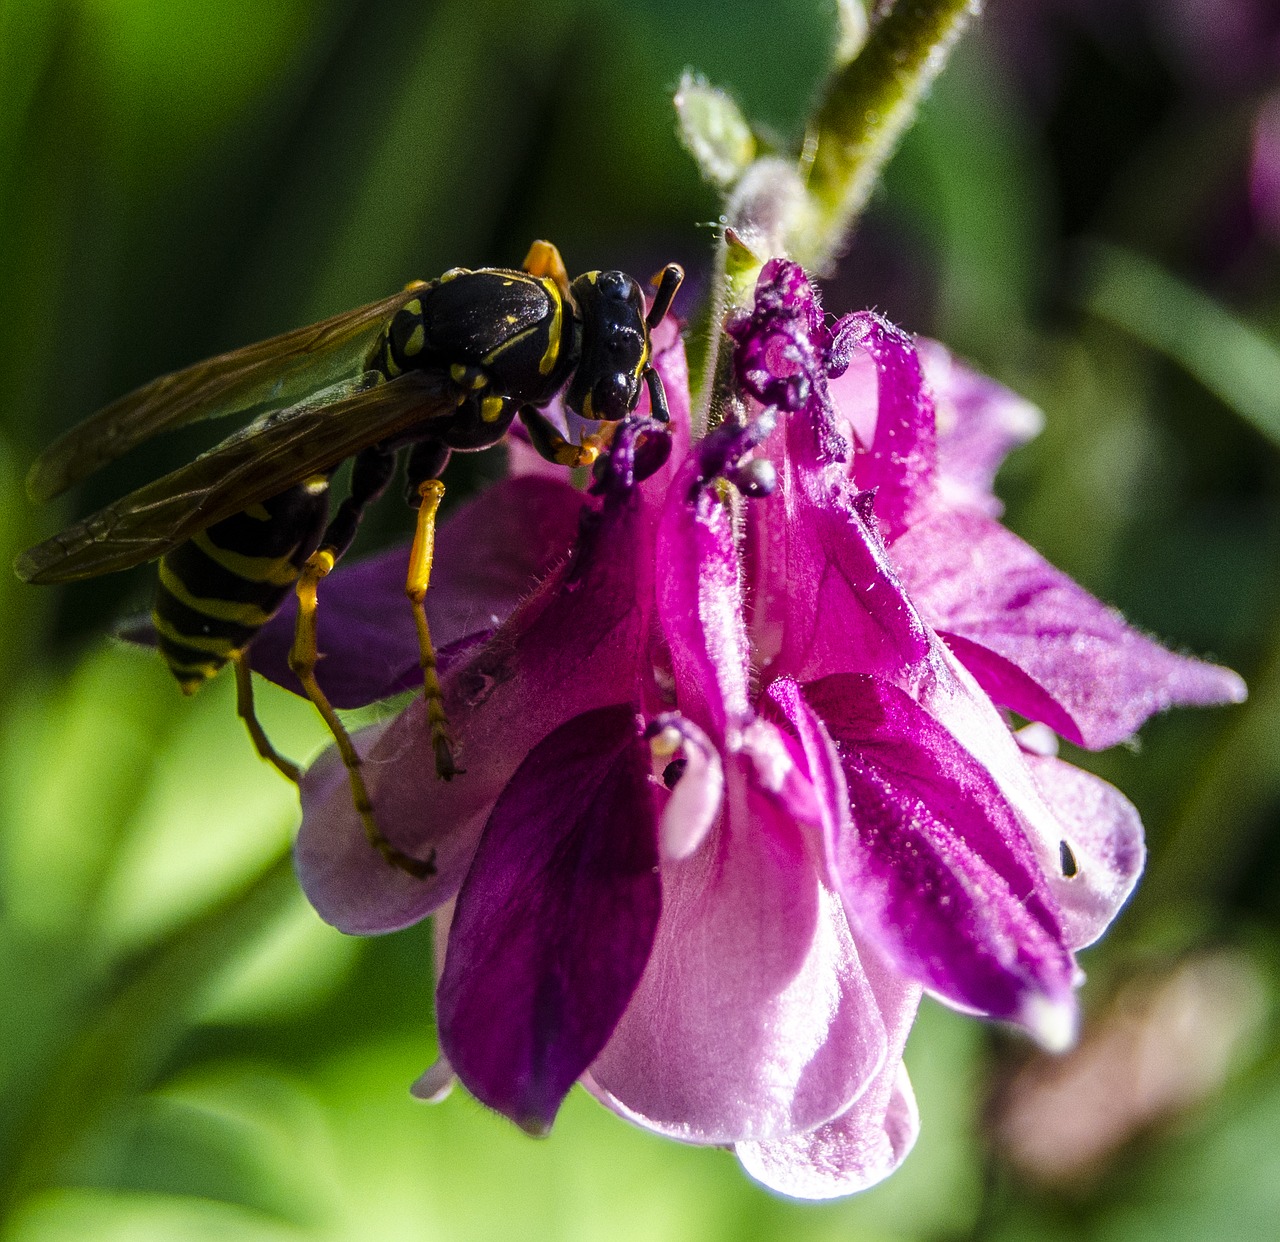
[232,650,301,783]
[522,239,572,299]
[518,405,608,468]
[289,550,436,879]
[404,476,460,780]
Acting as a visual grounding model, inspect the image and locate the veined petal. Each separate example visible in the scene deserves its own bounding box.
[296,472,662,935]
[894,507,1247,749]
[437,706,662,1134]
[589,744,888,1145]
[803,673,1078,1044]
[251,475,587,708]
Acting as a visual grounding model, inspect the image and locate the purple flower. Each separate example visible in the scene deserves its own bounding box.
[281,269,1243,1198]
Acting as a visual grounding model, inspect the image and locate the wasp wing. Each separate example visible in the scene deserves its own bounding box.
[26,284,432,503]
[15,371,455,584]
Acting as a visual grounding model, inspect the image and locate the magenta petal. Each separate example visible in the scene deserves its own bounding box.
[251,475,587,708]
[589,746,887,1145]
[436,705,661,1134]
[747,416,929,685]
[656,454,753,738]
[917,339,1043,514]
[1025,754,1146,950]
[894,507,1247,749]
[803,673,1078,1036]
[296,478,661,935]
[844,314,937,540]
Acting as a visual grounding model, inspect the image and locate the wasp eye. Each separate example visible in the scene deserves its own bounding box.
[594,372,634,420]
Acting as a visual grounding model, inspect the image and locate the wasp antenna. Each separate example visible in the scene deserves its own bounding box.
[646,264,684,330]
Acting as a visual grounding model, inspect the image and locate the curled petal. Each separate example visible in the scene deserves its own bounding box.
[803,673,1078,1045]
[252,475,587,707]
[1026,754,1146,951]
[894,507,1247,749]
[589,746,888,1144]
[437,706,661,1134]
[843,314,937,539]
[649,715,724,861]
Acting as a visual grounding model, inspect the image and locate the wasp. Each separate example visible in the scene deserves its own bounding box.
[16,241,684,878]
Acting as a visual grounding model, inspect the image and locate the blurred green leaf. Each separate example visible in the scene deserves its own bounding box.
[1079,240,1280,451]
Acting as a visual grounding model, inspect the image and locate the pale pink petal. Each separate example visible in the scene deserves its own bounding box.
[589,747,888,1145]
[1026,754,1146,950]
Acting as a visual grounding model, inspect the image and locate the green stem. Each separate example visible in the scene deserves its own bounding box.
[795,0,980,270]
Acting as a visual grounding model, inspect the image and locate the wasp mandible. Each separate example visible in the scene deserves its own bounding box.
[16,240,684,877]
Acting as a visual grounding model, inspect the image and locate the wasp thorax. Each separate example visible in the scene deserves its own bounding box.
[566,270,649,421]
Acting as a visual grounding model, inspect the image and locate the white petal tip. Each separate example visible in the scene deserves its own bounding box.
[1021,995,1078,1054]
[410,1057,456,1104]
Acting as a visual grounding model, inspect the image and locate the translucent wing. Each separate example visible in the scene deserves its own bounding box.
[26,284,431,502]
[15,371,454,584]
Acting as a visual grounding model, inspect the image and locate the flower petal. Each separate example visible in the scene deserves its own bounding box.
[747,412,929,684]
[894,507,1247,749]
[803,673,1078,1043]
[251,475,587,708]
[917,338,1043,514]
[589,744,888,1145]
[841,314,937,539]
[296,474,662,934]
[1025,754,1146,950]
[656,446,754,738]
[436,705,661,1134]
[735,1063,919,1199]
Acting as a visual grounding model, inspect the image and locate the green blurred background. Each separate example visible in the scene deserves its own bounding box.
[2,1,1278,1237]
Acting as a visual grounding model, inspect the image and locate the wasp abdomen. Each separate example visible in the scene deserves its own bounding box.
[152,479,331,692]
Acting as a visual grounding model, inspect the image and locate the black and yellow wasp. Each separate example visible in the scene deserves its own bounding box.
[16,241,684,877]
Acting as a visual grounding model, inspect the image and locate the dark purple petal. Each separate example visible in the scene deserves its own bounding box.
[842,314,937,540]
[893,507,1247,749]
[296,466,664,934]
[727,258,828,415]
[589,744,888,1144]
[1025,754,1145,951]
[436,705,662,1134]
[251,475,588,708]
[746,413,930,685]
[803,673,1078,1044]
[917,339,1043,514]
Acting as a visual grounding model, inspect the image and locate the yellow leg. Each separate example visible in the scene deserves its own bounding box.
[522,239,571,298]
[233,651,301,783]
[407,481,460,779]
[289,549,436,879]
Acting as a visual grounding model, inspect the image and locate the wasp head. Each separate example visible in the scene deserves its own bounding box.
[566,270,649,422]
